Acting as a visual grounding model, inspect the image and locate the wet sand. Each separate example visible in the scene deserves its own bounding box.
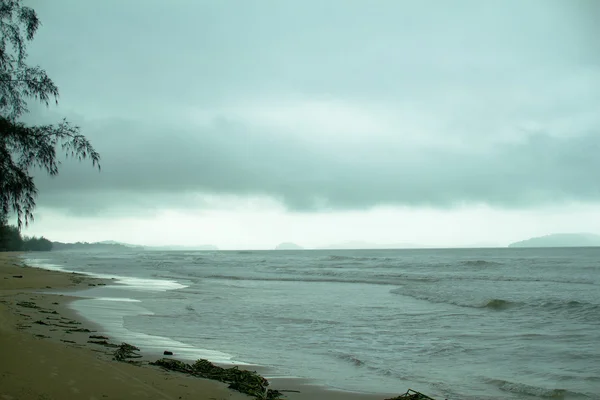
[0,253,397,400]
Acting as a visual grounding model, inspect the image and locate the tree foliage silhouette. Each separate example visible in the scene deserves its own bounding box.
[0,0,99,229]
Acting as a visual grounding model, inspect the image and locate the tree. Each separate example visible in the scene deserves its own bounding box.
[22,234,52,251]
[0,0,99,229]
[0,213,22,250]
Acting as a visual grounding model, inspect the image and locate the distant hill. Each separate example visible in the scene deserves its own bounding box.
[51,241,144,251]
[275,242,304,250]
[508,233,600,248]
[51,241,218,251]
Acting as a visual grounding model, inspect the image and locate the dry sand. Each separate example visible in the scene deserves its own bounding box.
[0,253,397,400]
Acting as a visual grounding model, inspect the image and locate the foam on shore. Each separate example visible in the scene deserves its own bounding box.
[25,258,246,365]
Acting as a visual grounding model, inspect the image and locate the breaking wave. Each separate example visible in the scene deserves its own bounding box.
[488,379,592,399]
[390,288,599,317]
[389,287,517,311]
[481,298,518,310]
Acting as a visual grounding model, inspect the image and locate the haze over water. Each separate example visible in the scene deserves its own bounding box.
[26,248,600,400]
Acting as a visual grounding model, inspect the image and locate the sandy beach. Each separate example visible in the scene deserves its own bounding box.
[0,253,253,400]
[0,253,395,400]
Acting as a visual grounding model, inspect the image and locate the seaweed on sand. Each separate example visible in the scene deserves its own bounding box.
[113,342,142,364]
[150,358,283,399]
[16,301,39,309]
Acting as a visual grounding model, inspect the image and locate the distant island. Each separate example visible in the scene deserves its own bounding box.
[509,233,600,248]
[275,242,304,250]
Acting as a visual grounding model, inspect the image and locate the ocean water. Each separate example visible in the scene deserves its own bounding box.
[24,248,600,400]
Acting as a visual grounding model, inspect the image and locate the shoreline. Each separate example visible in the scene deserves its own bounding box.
[0,253,251,400]
[1,253,399,400]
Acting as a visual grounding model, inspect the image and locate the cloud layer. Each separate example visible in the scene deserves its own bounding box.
[24,0,600,214]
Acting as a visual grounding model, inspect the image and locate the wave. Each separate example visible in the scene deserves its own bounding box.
[461,260,503,266]
[487,378,592,399]
[200,273,596,298]
[204,274,400,286]
[537,300,600,322]
[325,255,387,262]
[480,298,518,310]
[332,352,365,367]
[389,287,517,311]
[390,288,599,318]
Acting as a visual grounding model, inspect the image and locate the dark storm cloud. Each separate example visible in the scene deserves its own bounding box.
[22,0,600,213]
[32,114,600,214]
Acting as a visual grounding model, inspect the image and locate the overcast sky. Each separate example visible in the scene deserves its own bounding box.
[20,0,600,249]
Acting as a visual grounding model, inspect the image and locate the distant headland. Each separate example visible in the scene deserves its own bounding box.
[508,233,600,248]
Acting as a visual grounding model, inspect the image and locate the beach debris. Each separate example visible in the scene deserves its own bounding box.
[88,340,119,347]
[59,319,81,325]
[385,389,437,400]
[12,275,23,278]
[265,389,284,399]
[33,320,49,325]
[16,301,38,309]
[39,310,59,314]
[151,358,192,373]
[66,327,93,333]
[53,323,83,328]
[61,339,77,343]
[113,342,142,363]
[35,334,50,338]
[89,335,109,340]
[163,350,173,355]
[150,357,283,399]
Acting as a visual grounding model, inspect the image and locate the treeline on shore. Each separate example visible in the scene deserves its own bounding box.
[0,223,52,252]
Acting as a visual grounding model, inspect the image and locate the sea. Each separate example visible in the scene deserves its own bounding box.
[23,248,600,400]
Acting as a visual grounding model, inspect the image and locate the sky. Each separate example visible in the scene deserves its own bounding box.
[19,0,600,249]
